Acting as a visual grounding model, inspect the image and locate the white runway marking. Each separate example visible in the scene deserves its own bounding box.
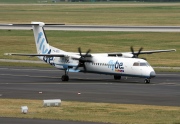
[0,74,59,78]
[0,68,8,70]
[0,67,61,72]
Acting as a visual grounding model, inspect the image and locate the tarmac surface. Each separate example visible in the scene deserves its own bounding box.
[0,117,105,124]
[0,66,180,124]
[0,66,179,106]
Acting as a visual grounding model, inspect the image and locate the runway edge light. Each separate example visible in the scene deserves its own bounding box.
[21,106,28,114]
[43,99,61,107]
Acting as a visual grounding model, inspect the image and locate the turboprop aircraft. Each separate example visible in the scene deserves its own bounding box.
[4,22,176,83]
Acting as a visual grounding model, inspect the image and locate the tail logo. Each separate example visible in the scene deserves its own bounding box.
[37,32,48,54]
[43,49,55,66]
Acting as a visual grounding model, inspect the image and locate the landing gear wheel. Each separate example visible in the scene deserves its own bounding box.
[144,79,150,84]
[61,75,69,81]
[114,75,121,80]
[61,69,69,81]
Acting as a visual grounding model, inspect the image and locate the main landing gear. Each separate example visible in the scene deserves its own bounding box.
[144,78,150,84]
[114,75,121,80]
[61,69,69,81]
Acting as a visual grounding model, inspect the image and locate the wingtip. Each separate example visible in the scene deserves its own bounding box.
[4,53,12,56]
[171,49,176,52]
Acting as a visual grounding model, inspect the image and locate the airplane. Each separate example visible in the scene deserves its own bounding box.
[4,22,176,83]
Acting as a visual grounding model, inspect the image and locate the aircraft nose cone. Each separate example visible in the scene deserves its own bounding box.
[150,71,156,78]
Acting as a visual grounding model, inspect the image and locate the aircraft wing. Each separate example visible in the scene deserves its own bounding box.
[108,49,176,56]
[132,49,176,54]
[4,53,65,57]
[5,49,176,57]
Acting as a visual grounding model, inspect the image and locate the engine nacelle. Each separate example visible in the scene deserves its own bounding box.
[121,53,133,58]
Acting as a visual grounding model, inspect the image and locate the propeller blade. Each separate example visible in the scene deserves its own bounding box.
[75,47,92,72]
[130,46,144,58]
[78,47,82,56]
[137,47,143,57]
[130,46,134,54]
[85,49,91,57]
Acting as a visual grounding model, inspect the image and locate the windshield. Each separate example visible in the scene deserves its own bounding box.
[140,63,147,66]
[146,62,150,66]
[133,62,139,66]
[133,62,150,66]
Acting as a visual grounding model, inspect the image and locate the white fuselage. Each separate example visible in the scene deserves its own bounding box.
[39,47,155,79]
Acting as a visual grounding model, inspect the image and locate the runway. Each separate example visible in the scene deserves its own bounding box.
[0,66,179,106]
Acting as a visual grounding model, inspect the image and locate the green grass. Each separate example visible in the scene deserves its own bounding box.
[1,4,180,25]
[0,99,180,124]
[0,0,179,4]
[0,0,48,4]
[0,30,179,67]
[154,68,180,72]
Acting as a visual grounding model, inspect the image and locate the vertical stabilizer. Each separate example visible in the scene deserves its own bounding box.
[31,22,50,54]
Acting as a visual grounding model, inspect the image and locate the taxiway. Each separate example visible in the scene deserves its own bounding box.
[0,25,180,32]
[0,66,179,106]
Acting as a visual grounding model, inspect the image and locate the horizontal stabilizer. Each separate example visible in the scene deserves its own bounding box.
[0,23,65,26]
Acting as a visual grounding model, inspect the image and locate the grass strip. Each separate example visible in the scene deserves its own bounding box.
[0,30,179,67]
[0,99,180,124]
[1,4,180,25]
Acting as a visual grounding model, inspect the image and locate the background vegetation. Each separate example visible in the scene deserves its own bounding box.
[1,4,180,26]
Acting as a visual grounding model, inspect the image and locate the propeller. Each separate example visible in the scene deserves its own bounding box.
[74,47,92,71]
[130,46,146,60]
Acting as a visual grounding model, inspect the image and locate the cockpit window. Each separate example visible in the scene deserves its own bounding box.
[133,62,150,66]
[140,63,147,66]
[146,62,150,66]
[140,62,150,66]
[133,62,139,66]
